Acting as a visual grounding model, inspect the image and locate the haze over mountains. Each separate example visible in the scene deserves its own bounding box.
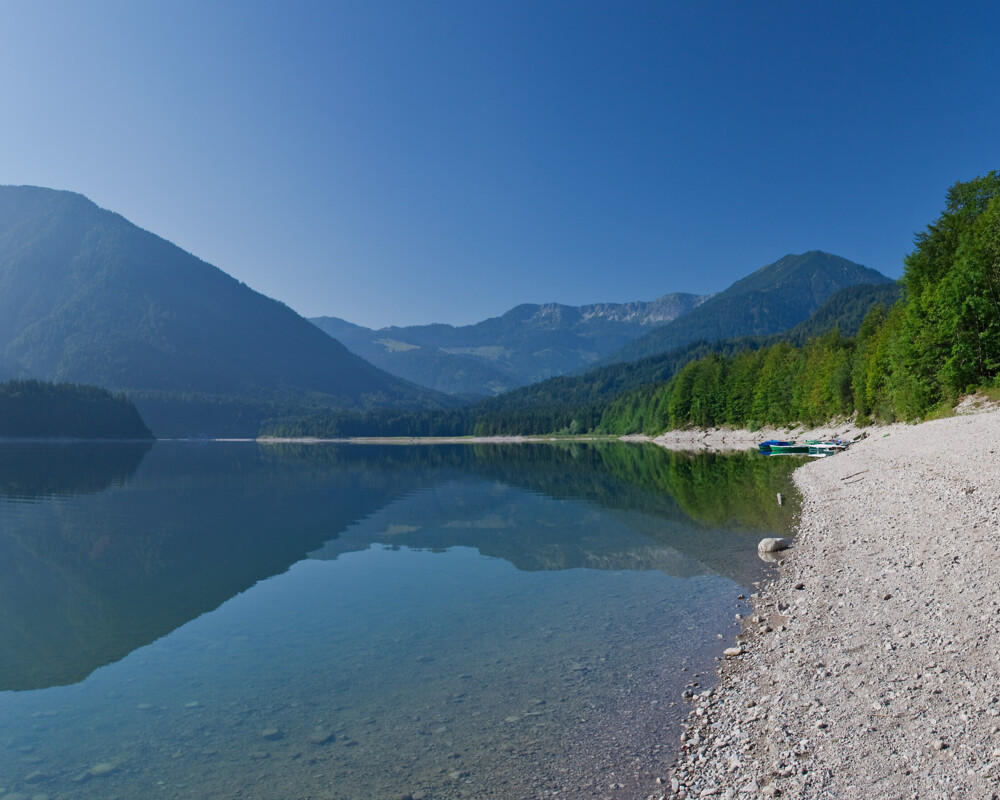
[0,185,895,437]
[0,186,445,435]
[311,293,708,396]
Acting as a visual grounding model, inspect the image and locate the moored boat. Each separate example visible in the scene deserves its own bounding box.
[766,442,811,454]
[805,438,849,457]
[758,440,795,453]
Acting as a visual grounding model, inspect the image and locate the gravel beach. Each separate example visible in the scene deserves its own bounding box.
[656,408,1000,800]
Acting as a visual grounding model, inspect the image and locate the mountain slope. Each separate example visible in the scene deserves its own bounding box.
[607,251,892,364]
[0,186,443,433]
[311,292,708,395]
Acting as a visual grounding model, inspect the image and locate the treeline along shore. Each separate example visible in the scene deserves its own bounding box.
[0,380,153,439]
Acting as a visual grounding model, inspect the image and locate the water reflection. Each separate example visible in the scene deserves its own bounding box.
[0,441,801,800]
[0,442,798,694]
[0,441,151,499]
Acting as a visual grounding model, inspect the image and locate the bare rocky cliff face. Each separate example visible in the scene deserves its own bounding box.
[577,293,712,325]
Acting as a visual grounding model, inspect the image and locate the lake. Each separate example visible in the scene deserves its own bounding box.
[0,440,799,800]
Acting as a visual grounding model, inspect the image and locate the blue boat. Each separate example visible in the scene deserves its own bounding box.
[758,440,794,453]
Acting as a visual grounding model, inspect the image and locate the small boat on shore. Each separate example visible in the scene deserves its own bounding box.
[806,439,849,457]
[766,442,811,454]
[758,440,795,453]
[759,438,851,456]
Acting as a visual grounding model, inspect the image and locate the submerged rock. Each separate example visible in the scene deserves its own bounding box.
[309,727,335,745]
[87,762,118,778]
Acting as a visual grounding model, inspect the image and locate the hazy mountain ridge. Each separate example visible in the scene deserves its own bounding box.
[0,186,446,435]
[311,292,708,395]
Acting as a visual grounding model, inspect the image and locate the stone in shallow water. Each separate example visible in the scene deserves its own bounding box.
[87,762,118,777]
[757,537,790,553]
[260,728,283,741]
[309,727,335,745]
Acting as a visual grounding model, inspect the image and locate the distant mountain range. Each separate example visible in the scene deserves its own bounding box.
[316,251,891,396]
[311,293,708,396]
[605,251,892,364]
[0,186,447,435]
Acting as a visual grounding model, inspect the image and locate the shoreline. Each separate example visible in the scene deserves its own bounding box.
[625,419,870,453]
[257,423,863,449]
[255,434,618,445]
[660,407,1000,799]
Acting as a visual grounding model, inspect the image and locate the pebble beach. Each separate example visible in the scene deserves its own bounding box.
[652,406,1000,800]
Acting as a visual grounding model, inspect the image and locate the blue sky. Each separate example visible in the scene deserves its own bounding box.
[1,1,997,328]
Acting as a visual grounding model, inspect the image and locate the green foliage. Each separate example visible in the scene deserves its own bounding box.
[882,171,1000,416]
[601,331,859,432]
[0,379,153,439]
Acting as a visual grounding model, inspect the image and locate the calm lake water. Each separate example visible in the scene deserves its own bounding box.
[0,441,799,800]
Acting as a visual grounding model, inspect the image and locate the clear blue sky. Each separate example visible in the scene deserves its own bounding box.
[1,1,997,328]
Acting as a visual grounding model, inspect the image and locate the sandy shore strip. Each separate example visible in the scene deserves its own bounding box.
[656,408,1000,799]
[622,421,868,453]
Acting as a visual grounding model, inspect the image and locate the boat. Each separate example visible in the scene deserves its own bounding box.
[806,439,849,457]
[764,442,811,455]
[759,438,851,456]
[758,440,794,453]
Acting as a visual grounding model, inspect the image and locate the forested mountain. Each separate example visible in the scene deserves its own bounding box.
[0,380,153,439]
[607,251,892,364]
[311,293,708,396]
[0,186,446,436]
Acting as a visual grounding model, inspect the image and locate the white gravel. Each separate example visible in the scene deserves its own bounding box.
[655,408,1000,800]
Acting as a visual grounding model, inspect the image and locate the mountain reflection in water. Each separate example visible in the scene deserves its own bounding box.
[0,441,799,692]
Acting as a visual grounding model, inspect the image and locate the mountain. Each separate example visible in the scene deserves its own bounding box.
[0,186,446,435]
[311,293,708,396]
[606,251,892,364]
[263,277,902,440]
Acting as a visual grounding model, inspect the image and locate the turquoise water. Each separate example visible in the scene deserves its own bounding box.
[0,441,798,799]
